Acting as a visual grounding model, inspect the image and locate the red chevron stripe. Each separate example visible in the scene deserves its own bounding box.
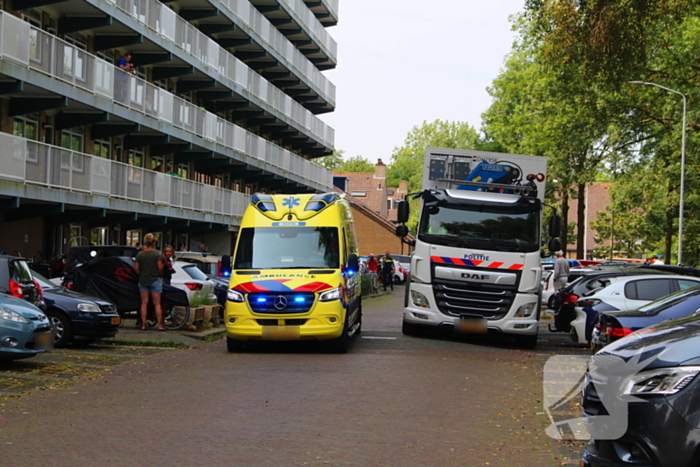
[508,264,524,270]
[487,262,504,268]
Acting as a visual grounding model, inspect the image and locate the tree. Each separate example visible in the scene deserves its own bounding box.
[314,150,344,170]
[337,156,375,173]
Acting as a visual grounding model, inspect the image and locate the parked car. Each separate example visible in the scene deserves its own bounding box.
[206,274,229,308]
[581,313,700,466]
[557,270,700,345]
[176,251,232,278]
[0,255,44,310]
[32,272,120,347]
[61,245,139,288]
[593,285,700,351]
[171,262,218,304]
[392,254,412,276]
[541,270,555,309]
[0,293,53,360]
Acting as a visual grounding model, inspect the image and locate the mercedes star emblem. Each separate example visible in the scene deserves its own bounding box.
[274,295,288,310]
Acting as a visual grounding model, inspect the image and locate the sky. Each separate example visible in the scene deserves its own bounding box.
[320,0,525,164]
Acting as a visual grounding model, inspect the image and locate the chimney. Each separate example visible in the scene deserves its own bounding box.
[398,179,408,195]
[375,158,386,180]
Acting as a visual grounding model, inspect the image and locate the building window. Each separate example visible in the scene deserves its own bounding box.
[126,230,141,247]
[61,128,85,171]
[351,191,366,197]
[128,149,144,182]
[91,227,108,245]
[93,139,111,159]
[69,225,83,246]
[387,199,395,211]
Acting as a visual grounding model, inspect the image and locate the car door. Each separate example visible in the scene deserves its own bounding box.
[623,278,674,310]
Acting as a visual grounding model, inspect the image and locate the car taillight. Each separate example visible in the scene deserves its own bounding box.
[576,299,602,307]
[34,280,43,300]
[218,260,223,277]
[562,293,579,304]
[185,282,203,290]
[605,326,633,338]
[8,280,24,299]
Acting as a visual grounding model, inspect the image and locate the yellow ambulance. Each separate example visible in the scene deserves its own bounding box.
[225,192,362,353]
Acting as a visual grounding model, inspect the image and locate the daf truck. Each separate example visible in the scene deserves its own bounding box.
[396,147,561,348]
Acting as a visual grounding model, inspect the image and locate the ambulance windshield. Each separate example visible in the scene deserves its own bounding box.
[234,226,340,269]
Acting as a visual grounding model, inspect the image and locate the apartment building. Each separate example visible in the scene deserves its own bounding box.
[0,0,337,258]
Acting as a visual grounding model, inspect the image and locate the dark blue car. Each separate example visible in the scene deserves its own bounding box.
[33,272,120,347]
[593,285,700,351]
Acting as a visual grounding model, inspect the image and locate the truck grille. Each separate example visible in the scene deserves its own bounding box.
[433,279,516,319]
[247,292,315,314]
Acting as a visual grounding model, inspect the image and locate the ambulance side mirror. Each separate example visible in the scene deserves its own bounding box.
[347,253,359,273]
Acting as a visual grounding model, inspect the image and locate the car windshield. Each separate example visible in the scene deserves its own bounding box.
[234,226,340,269]
[183,265,209,281]
[31,272,56,290]
[637,286,700,313]
[417,200,540,252]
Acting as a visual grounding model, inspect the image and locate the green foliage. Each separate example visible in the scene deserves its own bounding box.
[189,290,217,307]
[314,150,345,170]
[337,155,375,173]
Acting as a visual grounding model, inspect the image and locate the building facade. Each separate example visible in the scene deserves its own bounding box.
[0,0,338,259]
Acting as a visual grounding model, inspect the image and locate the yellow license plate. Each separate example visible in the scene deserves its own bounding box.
[262,326,300,340]
[455,318,487,334]
[111,317,121,325]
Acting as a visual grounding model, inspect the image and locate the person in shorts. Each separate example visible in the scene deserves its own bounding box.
[134,233,165,330]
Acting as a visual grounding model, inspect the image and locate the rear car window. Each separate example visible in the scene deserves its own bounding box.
[183,265,208,281]
[10,259,34,283]
[678,279,700,290]
[625,279,672,301]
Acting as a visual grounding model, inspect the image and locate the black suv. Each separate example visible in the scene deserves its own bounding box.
[0,255,44,309]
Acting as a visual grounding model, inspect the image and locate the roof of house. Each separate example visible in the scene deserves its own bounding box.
[334,187,415,242]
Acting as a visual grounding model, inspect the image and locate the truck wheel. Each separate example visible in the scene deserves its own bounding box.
[402,320,423,337]
[515,333,538,349]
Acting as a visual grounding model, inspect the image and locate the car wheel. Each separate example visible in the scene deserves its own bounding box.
[547,295,555,309]
[47,310,72,348]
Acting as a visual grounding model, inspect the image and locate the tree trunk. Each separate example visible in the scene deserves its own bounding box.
[576,182,586,259]
[561,189,569,255]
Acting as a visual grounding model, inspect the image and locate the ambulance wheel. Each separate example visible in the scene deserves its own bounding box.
[227,337,247,352]
[328,314,350,354]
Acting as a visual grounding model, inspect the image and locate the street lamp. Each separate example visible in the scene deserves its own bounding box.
[629,81,687,265]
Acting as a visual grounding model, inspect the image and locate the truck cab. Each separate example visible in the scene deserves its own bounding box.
[398,148,552,348]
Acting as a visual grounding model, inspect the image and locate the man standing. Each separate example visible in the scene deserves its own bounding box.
[382,251,395,292]
[553,250,570,291]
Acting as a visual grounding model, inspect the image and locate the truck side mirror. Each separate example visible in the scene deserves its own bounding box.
[548,238,562,253]
[346,253,359,274]
[396,225,409,238]
[397,200,409,223]
[548,215,562,238]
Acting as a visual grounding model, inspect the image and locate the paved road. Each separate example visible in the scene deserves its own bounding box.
[0,287,588,466]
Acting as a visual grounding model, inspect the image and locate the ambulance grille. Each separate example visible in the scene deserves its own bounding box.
[248,292,315,314]
[433,279,516,320]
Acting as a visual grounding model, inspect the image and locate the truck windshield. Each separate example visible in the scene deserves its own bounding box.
[418,202,540,252]
[234,227,340,269]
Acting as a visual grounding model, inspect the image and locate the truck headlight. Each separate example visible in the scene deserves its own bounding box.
[411,290,430,308]
[227,289,245,303]
[516,302,536,318]
[622,367,700,396]
[319,288,341,302]
[77,303,101,313]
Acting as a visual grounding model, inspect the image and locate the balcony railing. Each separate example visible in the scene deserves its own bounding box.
[105,0,336,110]
[273,0,337,60]
[0,131,252,218]
[0,12,333,190]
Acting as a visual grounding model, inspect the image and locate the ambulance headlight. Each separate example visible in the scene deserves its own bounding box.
[227,289,245,303]
[319,288,341,302]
